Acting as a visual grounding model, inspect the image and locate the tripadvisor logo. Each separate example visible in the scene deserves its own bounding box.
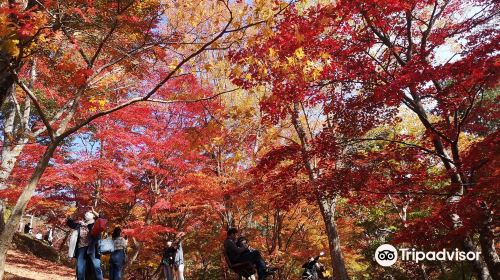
[375,244,398,266]
[374,244,481,267]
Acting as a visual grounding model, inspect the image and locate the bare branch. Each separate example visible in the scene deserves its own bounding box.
[13,75,55,141]
[147,88,239,104]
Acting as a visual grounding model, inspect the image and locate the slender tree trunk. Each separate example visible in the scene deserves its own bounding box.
[479,203,500,280]
[290,102,349,280]
[410,97,493,279]
[123,237,140,279]
[0,201,5,234]
[463,237,492,280]
[0,84,28,190]
[0,63,15,109]
[419,263,429,280]
[318,197,349,280]
[0,72,31,242]
[0,141,59,279]
[371,12,492,278]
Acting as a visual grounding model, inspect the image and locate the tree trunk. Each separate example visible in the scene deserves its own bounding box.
[0,84,29,191]
[0,141,59,279]
[0,65,14,109]
[410,97,493,279]
[318,197,349,280]
[122,237,140,279]
[479,203,500,280]
[290,102,350,280]
[0,201,5,234]
[419,263,429,280]
[464,237,492,280]
[479,231,499,280]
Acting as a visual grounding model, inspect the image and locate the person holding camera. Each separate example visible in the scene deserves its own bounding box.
[302,252,326,280]
[66,207,103,280]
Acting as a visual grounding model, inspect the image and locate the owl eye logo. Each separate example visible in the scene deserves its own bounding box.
[375,244,398,266]
[377,250,396,260]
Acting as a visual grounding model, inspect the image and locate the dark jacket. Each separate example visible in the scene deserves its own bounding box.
[224,237,248,264]
[66,218,101,259]
[302,256,320,269]
[162,246,177,265]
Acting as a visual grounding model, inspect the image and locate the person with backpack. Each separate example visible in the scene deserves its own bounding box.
[109,227,127,280]
[66,207,104,280]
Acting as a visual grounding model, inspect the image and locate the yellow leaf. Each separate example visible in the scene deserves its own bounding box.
[1,40,20,57]
[98,99,107,108]
[268,48,276,57]
[294,47,305,60]
[320,52,331,60]
[311,69,322,80]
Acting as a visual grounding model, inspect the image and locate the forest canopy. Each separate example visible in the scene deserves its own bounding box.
[0,0,498,279]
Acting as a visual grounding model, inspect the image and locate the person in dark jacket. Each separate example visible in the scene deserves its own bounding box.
[236,236,256,252]
[302,252,325,280]
[224,228,276,279]
[66,207,103,280]
[23,223,32,234]
[162,240,177,280]
[109,227,127,280]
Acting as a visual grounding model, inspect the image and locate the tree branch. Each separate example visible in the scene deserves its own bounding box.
[13,75,55,141]
[57,2,236,140]
[147,88,239,104]
[346,137,456,165]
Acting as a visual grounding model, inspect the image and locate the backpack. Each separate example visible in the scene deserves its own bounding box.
[98,238,115,255]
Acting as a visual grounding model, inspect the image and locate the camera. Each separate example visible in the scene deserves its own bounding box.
[377,250,396,261]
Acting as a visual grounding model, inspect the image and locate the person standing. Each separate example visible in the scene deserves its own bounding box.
[162,240,177,280]
[174,232,186,280]
[23,215,33,235]
[66,207,103,280]
[44,227,53,246]
[109,227,127,280]
[23,223,32,234]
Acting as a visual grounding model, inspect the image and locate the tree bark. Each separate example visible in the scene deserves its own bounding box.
[479,203,500,280]
[0,201,5,234]
[0,84,29,191]
[463,237,492,280]
[290,102,350,280]
[0,141,59,280]
[0,61,15,109]
[318,197,349,280]
[410,96,493,279]
[122,237,140,280]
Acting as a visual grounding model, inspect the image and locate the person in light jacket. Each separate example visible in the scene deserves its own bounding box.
[174,232,186,280]
[66,207,103,280]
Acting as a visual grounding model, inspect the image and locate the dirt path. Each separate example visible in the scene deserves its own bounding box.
[5,250,74,280]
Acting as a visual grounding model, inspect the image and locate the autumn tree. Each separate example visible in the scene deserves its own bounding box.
[0,0,287,277]
[231,0,498,279]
